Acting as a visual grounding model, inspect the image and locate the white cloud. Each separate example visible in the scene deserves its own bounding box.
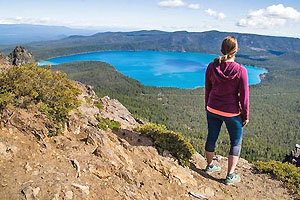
[205,9,226,20]
[0,17,64,25]
[157,1,201,11]
[267,4,300,19]
[187,4,201,10]
[157,0,185,8]
[0,16,95,28]
[237,4,300,28]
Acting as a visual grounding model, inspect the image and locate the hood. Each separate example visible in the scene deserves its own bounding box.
[212,62,240,82]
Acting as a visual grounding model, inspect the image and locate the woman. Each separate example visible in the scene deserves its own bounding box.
[204,36,249,185]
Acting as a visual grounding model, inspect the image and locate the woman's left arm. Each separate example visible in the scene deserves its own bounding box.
[205,65,212,109]
[239,66,249,123]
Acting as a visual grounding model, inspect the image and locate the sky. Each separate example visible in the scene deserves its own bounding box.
[0,0,300,38]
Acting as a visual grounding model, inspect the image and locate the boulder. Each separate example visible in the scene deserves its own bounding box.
[21,186,40,200]
[8,46,34,66]
[100,96,137,129]
[283,144,300,167]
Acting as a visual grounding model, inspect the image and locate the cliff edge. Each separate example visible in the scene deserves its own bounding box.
[0,85,295,200]
[0,49,297,199]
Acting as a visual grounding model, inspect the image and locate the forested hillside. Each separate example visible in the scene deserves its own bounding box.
[2,30,300,61]
[51,60,300,162]
[2,30,298,162]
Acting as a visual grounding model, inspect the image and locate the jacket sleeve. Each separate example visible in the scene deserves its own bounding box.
[205,64,212,109]
[239,66,249,122]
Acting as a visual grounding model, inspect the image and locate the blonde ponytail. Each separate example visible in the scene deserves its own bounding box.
[213,36,238,65]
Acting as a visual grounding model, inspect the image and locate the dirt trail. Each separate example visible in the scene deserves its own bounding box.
[0,127,296,200]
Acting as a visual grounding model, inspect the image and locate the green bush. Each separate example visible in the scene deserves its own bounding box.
[95,101,103,110]
[254,160,300,195]
[84,96,92,104]
[0,64,82,135]
[0,93,12,108]
[135,123,196,167]
[95,115,121,131]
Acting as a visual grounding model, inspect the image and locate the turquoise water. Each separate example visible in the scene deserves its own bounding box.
[39,51,267,89]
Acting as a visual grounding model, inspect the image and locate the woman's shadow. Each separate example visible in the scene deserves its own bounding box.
[190,162,225,184]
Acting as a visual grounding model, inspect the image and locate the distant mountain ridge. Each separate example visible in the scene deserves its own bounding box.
[5,29,299,61]
[0,24,98,45]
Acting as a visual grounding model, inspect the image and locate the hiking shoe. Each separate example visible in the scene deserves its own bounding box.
[205,164,221,173]
[225,173,241,185]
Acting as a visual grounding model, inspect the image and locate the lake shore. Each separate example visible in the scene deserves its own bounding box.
[39,50,268,89]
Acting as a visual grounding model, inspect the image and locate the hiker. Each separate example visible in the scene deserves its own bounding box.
[204,36,249,185]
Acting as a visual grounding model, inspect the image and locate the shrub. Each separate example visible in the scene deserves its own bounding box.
[254,160,300,195]
[95,115,121,131]
[0,93,12,108]
[0,64,82,135]
[95,101,103,110]
[84,96,92,104]
[135,123,196,167]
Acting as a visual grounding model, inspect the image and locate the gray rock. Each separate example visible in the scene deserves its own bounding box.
[283,144,300,167]
[86,129,105,146]
[8,46,34,66]
[100,96,137,129]
[32,187,40,198]
[64,190,73,200]
[72,183,89,195]
[84,84,97,98]
[22,186,35,200]
[191,153,207,169]
[22,186,40,200]
[24,162,32,173]
[70,159,81,178]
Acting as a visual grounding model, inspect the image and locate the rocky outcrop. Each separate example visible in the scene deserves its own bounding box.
[0,81,296,199]
[100,96,137,130]
[283,144,300,167]
[8,46,34,66]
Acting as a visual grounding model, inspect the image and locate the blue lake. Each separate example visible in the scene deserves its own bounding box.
[39,51,268,89]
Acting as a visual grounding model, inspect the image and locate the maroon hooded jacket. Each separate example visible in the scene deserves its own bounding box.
[205,61,249,122]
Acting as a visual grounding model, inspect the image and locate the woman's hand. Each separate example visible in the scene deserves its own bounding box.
[243,120,249,127]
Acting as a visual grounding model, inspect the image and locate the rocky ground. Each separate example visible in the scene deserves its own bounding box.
[0,83,297,200]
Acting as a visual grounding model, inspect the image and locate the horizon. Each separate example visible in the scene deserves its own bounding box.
[1,23,300,40]
[0,0,299,38]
